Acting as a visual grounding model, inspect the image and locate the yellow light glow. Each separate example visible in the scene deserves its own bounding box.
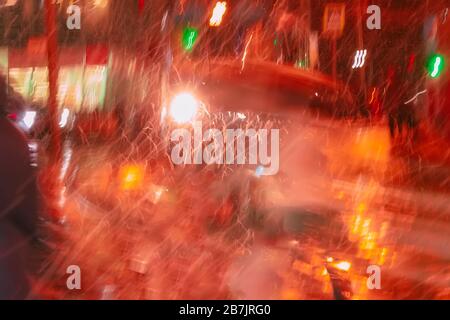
[334,261,351,272]
[93,0,108,8]
[352,214,362,234]
[357,202,366,214]
[119,165,144,191]
[281,289,300,300]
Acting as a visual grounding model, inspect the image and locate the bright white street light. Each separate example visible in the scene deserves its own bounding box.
[169,92,200,124]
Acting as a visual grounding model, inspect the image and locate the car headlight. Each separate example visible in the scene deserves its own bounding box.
[169,92,200,124]
[326,257,352,272]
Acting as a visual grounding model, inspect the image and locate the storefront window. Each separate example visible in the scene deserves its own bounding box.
[83,65,108,112]
[8,65,107,112]
[58,67,83,111]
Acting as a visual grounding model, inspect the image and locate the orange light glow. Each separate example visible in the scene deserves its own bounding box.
[93,0,108,8]
[209,2,227,27]
[119,165,144,191]
[368,87,376,104]
[281,289,301,300]
[357,202,366,214]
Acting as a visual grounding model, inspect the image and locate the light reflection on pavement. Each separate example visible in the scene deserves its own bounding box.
[38,114,450,300]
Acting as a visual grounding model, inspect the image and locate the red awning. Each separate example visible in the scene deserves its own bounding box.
[86,44,109,65]
[9,47,85,68]
[8,44,106,68]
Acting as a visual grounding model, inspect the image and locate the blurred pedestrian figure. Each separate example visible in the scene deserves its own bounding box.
[384,65,412,140]
[399,78,420,144]
[384,58,420,145]
[384,66,402,139]
[0,75,39,300]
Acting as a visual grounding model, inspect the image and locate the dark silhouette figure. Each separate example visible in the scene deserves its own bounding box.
[0,76,39,300]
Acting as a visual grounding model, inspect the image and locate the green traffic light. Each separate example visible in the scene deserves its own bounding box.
[427,54,445,78]
[182,27,198,52]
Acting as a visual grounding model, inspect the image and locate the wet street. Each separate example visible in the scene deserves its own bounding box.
[2,0,450,306]
[32,111,450,300]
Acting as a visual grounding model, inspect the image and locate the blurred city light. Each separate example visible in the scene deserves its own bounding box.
[182,27,199,52]
[93,0,108,9]
[169,92,200,124]
[59,108,70,128]
[209,1,227,27]
[333,261,351,272]
[428,54,445,78]
[23,111,37,129]
[119,164,144,191]
[352,49,367,69]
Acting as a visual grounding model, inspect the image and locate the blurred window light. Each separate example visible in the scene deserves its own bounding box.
[334,261,351,272]
[428,54,445,78]
[0,0,18,7]
[209,1,227,27]
[59,108,70,128]
[23,111,37,129]
[182,27,198,52]
[352,49,367,69]
[236,112,246,120]
[92,0,108,8]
